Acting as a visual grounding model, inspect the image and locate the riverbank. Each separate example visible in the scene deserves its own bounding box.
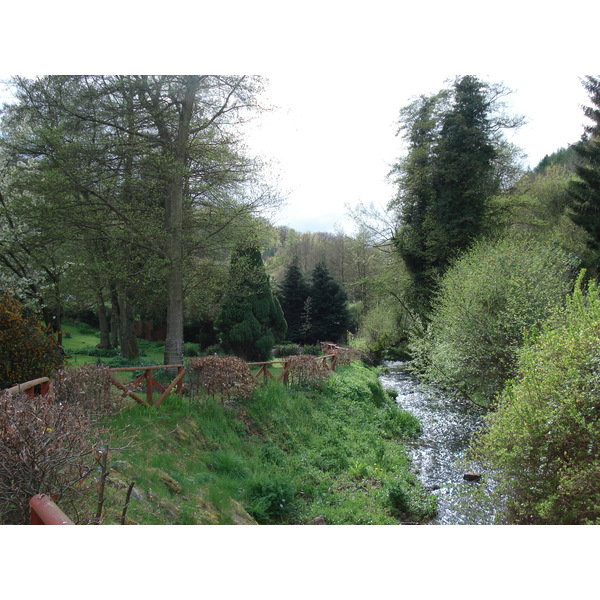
[92,361,437,524]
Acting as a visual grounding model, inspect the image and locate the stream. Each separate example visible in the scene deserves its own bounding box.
[379,361,494,524]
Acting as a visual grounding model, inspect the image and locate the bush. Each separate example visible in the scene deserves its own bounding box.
[272,343,301,358]
[0,391,98,524]
[411,234,574,406]
[302,344,321,356]
[285,355,330,387]
[188,356,257,401]
[52,364,120,417]
[245,474,298,523]
[0,292,63,389]
[466,272,600,524]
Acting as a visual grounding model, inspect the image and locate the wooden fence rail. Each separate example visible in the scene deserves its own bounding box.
[248,353,337,385]
[109,365,185,407]
[4,377,52,398]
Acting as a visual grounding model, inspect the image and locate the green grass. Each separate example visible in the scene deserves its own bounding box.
[90,362,435,525]
[56,323,435,524]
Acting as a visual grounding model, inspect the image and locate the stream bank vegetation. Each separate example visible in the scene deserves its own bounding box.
[1,341,436,524]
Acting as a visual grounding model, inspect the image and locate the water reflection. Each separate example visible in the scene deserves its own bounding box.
[379,362,494,524]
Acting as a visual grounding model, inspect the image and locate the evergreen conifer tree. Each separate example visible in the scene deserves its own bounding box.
[568,75,600,272]
[279,256,310,343]
[307,260,351,344]
[216,246,287,361]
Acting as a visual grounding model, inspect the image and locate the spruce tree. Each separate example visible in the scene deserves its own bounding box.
[307,260,351,344]
[568,75,600,271]
[392,76,519,310]
[216,246,287,361]
[279,256,310,343]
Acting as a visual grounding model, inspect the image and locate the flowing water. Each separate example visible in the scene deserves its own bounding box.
[379,361,495,524]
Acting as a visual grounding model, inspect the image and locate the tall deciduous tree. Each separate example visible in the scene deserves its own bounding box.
[568,75,600,272]
[216,245,287,361]
[2,75,273,365]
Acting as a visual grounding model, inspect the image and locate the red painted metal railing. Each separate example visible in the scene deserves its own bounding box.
[29,494,74,525]
[109,365,185,407]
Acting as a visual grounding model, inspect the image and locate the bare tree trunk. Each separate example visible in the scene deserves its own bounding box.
[162,77,201,368]
[97,290,111,349]
[110,287,120,349]
[118,290,138,359]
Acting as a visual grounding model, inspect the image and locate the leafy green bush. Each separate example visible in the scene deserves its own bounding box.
[245,474,298,523]
[76,323,98,335]
[411,234,574,406]
[302,344,321,356]
[272,343,301,358]
[466,272,600,524]
[183,343,200,357]
[72,346,119,358]
[386,474,437,521]
[0,292,63,389]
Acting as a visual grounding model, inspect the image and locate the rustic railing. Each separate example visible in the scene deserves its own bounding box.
[29,494,74,525]
[249,353,337,385]
[109,365,185,407]
[4,377,52,398]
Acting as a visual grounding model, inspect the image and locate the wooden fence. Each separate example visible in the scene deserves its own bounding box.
[249,352,338,385]
[4,377,52,398]
[109,365,185,407]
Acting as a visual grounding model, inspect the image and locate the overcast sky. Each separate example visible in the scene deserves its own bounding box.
[1,1,598,239]
[244,71,591,233]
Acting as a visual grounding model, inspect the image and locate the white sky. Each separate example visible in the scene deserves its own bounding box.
[1,1,598,239]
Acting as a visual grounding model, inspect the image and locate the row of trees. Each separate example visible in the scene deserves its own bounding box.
[0,75,278,365]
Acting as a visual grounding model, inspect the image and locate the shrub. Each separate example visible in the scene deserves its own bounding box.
[466,272,600,524]
[272,343,301,358]
[77,323,98,335]
[302,344,321,356]
[386,475,437,521]
[285,355,330,387]
[188,356,257,401]
[0,292,63,389]
[52,364,120,417]
[0,391,98,524]
[184,343,200,357]
[245,474,298,523]
[333,346,362,366]
[411,234,574,406]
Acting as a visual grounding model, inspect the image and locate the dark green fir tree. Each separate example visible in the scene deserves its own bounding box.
[279,256,311,343]
[307,260,351,344]
[216,245,287,361]
[568,75,600,273]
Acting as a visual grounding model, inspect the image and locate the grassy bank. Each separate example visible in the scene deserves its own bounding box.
[57,321,435,524]
[90,362,435,525]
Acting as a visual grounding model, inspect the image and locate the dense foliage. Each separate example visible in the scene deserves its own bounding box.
[567,75,600,274]
[467,273,600,524]
[0,291,63,389]
[279,256,310,343]
[391,76,523,308]
[216,245,287,361]
[306,260,352,344]
[410,234,574,406]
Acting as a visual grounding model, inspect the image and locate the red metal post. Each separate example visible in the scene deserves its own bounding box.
[30,494,75,525]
